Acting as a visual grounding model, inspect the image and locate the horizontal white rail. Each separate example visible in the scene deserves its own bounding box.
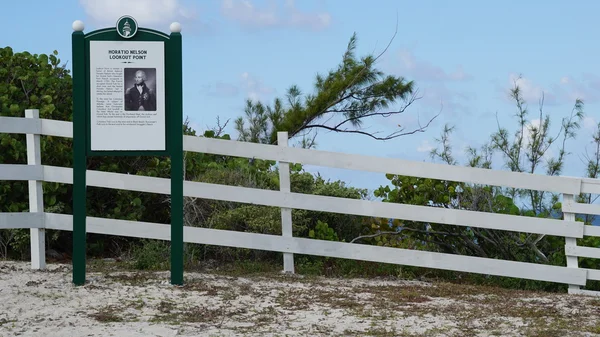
[40,165,584,238]
[565,245,600,260]
[583,268,600,282]
[0,164,43,181]
[42,119,73,138]
[45,213,170,240]
[581,178,600,194]
[563,202,600,217]
[42,212,587,286]
[0,213,44,229]
[3,114,600,291]
[569,288,600,297]
[185,181,584,238]
[0,117,72,138]
[4,117,599,196]
[184,136,583,195]
[0,117,40,135]
[43,165,171,194]
[584,225,600,238]
[43,166,73,185]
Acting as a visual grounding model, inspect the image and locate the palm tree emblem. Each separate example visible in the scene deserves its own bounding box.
[122,20,131,37]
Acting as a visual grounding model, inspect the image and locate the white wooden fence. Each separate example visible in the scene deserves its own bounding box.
[2,110,600,296]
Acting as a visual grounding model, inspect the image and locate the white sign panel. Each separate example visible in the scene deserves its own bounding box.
[89,40,166,151]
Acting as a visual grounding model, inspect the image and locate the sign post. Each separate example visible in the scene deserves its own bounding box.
[71,17,184,285]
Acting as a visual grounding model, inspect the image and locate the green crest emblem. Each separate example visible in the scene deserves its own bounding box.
[116,15,138,39]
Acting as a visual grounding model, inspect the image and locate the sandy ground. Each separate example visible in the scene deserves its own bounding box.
[1,260,600,337]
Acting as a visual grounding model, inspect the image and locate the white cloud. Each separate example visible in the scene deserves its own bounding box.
[584,116,598,132]
[508,74,549,103]
[501,73,600,106]
[417,84,473,116]
[286,0,331,29]
[79,0,196,27]
[201,72,275,100]
[553,74,600,104]
[417,140,434,153]
[241,72,274,100]
[221,0,277,27]
[396,49,471,82]
[221,0,330,30]
[200,82,240,97]
[384,49,474,119]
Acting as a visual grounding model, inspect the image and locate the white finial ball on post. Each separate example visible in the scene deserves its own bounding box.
[72,20,85,32]
[170,22,182,33]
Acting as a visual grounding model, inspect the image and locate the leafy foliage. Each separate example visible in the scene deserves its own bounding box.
[0,47,74,258]
[0,45,374,261]
[184,159,369,262]
[490,76,584,215]
[5,43,600,293]
[364,79,590,268]
[309,221,339,242]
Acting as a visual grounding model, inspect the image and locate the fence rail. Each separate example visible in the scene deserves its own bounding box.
[0,115,587,193]
[21,164,591,239]
[184,135,584,195]
[2,112,600,295]
[0,213,43,229]
[5,211,590,286]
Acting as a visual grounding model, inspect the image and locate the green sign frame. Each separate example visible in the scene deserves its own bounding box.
[71,16,184,285]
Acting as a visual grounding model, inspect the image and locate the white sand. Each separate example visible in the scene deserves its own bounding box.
[1,260,599,336]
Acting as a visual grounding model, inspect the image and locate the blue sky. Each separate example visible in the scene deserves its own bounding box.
[2,0,600,191]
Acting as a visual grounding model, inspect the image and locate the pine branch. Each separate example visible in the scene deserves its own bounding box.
[315,12,400,117]
[327,90,420,130]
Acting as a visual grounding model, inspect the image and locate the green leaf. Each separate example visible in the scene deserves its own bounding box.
[41,94,52,103]
[38,54,48,66]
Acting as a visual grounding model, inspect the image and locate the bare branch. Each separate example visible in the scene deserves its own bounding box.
[372,10,399,64]
[304,107,439,141]
[529,240,549,263]
[350,225,460,243]
[213,116,231,137]
[303,130,319,149]
[20,80,30,101]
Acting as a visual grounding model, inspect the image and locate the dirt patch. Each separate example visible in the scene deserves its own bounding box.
[1,260,600,336]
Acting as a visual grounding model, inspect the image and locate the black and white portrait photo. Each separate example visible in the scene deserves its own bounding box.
[124,68,157,111]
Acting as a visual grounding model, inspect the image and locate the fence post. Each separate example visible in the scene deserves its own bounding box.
[277,132,294,273]
[25,109,45,270]
[563,193,580,294]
